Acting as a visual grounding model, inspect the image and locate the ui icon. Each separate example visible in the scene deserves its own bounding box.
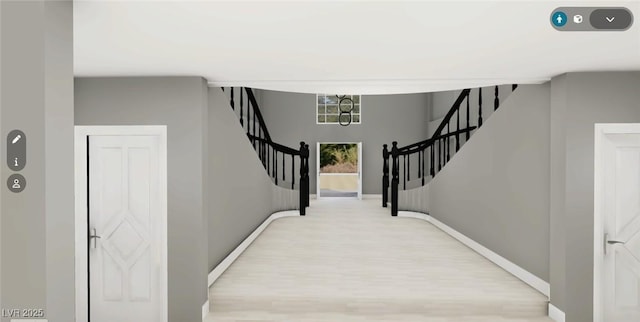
[7,174,26,193]
[552,11,568,27]
[574,15,583,24]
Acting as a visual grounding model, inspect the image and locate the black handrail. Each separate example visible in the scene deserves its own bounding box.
[223,87,310,215]
[383,84,518,215]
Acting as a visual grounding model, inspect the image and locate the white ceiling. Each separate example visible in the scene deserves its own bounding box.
[74,0,640,94]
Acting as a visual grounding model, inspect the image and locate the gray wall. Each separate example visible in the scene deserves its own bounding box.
[207,88,297,270]
[550,72,640,322]
[424,84,551,282]
[1,2,75,322]
[75,77,209,322]
[255,89,431,194]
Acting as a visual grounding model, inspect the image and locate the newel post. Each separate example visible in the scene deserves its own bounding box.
[299,142,309,215]
[391,142,399,216]
[382,144,389,207]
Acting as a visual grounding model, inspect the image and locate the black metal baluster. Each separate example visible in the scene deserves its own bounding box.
[494,85,499,111]
[274,149,278,185]
[253,108,256,147]
[456,109,460,152]
[466,93,470,140]
[291,155,295,189]
[240,88,244,126]
[430,144,435,177]
[230,87,235,111]
[446,123,450,161]
[478,88,483,127]
[403,155,407,190]
[421,149,425,186]
[418,149,422,179]
[407,153,411,182]
[282,151,285,182]
[438,139,442,171]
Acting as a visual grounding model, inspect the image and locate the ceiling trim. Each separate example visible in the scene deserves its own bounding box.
[207,78,551,94]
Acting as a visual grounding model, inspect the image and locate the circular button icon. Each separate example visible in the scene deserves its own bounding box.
[552,11,568,27]
[7,174,26,193]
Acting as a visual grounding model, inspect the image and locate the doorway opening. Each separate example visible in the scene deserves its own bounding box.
[317,142,362,199]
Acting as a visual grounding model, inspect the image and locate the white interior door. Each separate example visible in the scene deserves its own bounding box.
[597,126,640,322]
[89,135,163,322]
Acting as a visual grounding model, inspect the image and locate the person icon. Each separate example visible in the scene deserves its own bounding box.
[552,11,567,27]
[12,179,21,189]
[7,174,26,192]
[14,157,18,167]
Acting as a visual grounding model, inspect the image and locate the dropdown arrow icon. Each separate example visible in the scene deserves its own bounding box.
[606,16,615,23]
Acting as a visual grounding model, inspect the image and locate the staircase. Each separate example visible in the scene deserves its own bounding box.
[222,87,310,214]
[383,85,518,214]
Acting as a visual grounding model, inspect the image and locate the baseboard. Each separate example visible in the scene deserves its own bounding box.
[202,300,209,320]
[310,194,317,199]
[362,194,382,199]
[398,211,551,298]
[208,210,300,287]
[548,303,565,322]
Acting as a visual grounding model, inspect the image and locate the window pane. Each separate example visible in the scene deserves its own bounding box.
[352,115,360,123]
[339,114,351,124]
[317,95,325,104]
[317,104,325,114]
[352,95,360,104]
[353,104,360,113]
[326,115,339,123]
[326,104,338,114]
[325,95,338,104]
[317,115,325,123]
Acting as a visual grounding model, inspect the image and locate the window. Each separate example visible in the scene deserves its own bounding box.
[316,94,361,124]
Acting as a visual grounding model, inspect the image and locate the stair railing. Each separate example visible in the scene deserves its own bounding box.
[383,85,518,215]
[222,87,310,215]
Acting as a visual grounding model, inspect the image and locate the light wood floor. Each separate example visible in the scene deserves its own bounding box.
[207,198,551,321]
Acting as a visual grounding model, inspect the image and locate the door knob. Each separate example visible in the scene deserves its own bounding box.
[604,233,626,255]
[90,228,101,249]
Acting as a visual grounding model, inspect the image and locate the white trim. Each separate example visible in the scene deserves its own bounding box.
[207,78,550,95]
[362,194,382,200]
[74,126,168,322]
[548,303,566,322]
[208,210,300,287]
[593,123,640,322]
[202,300,210,321]
[398,211,550,297]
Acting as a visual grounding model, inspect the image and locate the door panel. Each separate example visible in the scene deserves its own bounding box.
[89,135,161,322]
[603,133,640,321]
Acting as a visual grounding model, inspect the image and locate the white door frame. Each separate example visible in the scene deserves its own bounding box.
[74,125,168,322]
[316,142,363,200]
[593,123,640,322]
